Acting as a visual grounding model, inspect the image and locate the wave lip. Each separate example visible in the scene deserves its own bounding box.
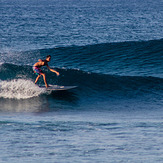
[0,79,46,99]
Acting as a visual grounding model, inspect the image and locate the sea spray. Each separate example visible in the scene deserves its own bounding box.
[0,79,46,99]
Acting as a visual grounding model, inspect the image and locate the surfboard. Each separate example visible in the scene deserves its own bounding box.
[39,85,77,91]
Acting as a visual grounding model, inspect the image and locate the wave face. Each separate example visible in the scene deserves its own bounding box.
[0,63,162,101]
[0,39,162,112]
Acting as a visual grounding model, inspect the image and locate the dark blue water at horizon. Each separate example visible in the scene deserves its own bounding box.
[1,0,163,51]
[0,0,163,162]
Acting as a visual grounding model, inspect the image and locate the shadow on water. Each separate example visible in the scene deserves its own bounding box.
[44,90,80,113]
[49,90,79,102]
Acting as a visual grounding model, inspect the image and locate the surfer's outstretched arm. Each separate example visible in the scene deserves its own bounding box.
[46,65,60,76]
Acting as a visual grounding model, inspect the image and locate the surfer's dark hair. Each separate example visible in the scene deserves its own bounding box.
[46,55,51,58]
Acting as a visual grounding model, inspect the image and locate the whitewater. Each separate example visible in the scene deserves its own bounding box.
[0,0,163,162]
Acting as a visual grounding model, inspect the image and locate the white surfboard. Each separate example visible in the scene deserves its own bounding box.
[39,85,77,91]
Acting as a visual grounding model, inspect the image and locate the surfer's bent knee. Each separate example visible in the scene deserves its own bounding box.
[42,73,45,76]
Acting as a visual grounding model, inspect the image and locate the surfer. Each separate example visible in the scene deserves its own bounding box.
[33,55,59,88]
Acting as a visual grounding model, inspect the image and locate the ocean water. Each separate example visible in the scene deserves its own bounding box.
[0,0,163,162]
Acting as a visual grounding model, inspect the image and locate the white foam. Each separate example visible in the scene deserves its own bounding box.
[0,79,46,99]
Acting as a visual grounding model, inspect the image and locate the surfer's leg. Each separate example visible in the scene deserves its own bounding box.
[35,75,41,84]
[40,73,48,88]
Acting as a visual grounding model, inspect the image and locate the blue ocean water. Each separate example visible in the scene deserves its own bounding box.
[0,0,163,162]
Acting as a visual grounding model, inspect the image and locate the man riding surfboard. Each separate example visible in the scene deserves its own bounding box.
[33,55,59,88]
